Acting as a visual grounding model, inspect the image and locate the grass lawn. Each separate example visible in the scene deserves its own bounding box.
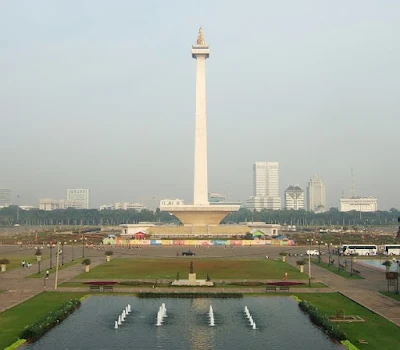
[380,291,400,302]
[0,254,48,270]
[311,260,364,279]
[0,292,85,349]
[26,258,83,278]
[74,258,309,280]
[297,293,399,350]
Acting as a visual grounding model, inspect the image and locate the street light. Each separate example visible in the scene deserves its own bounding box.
[82,237,87,258]
[307,238,313,287]
[326,242,331,266]
[61,242,66,266]
[35,246,44,275]
[70,239,77,261]
[395,260,399,295]
[47,243,55,269]
[316,240,323,264]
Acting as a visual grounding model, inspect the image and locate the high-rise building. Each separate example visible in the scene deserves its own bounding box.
[66,189,90,209]
[284,185,305,210]
[339,197,378,212]
[0,189,11,207]
[247,162,281,211]
[306,175,326,212]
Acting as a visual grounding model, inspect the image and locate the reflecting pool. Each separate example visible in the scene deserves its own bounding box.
[25,296,341,350]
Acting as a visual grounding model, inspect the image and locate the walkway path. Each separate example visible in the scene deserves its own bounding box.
[287,256,400,326]
[0,256,104,313]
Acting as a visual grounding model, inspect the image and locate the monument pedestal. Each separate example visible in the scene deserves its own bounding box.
[188,273,197,283]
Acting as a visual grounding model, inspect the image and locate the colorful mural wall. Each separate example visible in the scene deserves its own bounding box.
[102,238,295,246]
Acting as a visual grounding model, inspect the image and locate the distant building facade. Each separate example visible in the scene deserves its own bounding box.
[208,192,242,206]
[160,198,185,206]
[340,197,378,212]
[0,189,11,207]
[284,185,305,210]
[100,202,145,211]
[306,175,326,212]
[246,162,281,211]
[66,189,90,209]
[39,198,64,211]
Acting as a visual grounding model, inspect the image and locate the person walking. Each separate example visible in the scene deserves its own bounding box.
[22,261,25,268]
[45,270,49,279]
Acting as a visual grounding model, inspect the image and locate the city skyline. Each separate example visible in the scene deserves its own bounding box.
[1,1,398,210]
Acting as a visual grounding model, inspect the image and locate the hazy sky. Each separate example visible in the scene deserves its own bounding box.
[1,1,399,209]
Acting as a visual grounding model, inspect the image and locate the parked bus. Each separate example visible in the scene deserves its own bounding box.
[340,244,378,256]
[383,245,400,256]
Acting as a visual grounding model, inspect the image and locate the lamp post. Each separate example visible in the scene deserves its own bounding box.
[327,242,331,266]
[61,242,66,266]
[395,260,399,295]
[316,240,323,264]
[337,246,342,272]
[70,240,77,261]
[47,243,55,269]
[307,238,313,287]
[35,246,43,275]
[82,237,87,258]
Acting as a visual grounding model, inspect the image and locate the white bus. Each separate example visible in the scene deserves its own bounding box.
[383,245,400,256]
[340,244,378,256]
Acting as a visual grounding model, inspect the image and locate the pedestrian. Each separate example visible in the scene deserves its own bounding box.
[22,261,25,268]
[45,270,49,279]
[284,272,288,281]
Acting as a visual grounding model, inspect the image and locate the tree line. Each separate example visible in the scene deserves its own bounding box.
[0,205,398,227]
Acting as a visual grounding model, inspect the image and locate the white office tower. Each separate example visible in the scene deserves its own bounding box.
[66,189,90,209]
[284,185,305,210]
[0,189,11,207]
[306,175,326,212]
[247,162,281,211]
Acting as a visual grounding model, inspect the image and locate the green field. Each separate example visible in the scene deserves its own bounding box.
[311,260,364,279]
[298,293,399,350]
[0,254,48,271]
[26,258,83,278]
[0,292,85,349]
[74,258,309,280]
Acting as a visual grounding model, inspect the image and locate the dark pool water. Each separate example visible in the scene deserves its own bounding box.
[25,296,341,350]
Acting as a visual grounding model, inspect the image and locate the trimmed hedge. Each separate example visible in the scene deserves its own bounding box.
[341,340,360,350]
[19,299,81,342]
[299,300,347,341]
[137,292,242,298]
[4,339,26,350]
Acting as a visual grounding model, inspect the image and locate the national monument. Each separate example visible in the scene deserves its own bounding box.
[161,28,240,226]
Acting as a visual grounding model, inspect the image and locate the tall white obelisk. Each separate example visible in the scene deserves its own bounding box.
[192,27,210,206]
[160,28,239,226]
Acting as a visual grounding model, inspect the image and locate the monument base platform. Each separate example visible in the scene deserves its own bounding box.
[171,280,214,287]
[160,204,240,226]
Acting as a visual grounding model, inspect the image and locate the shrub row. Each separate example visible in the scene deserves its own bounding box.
[299,300,347,341]
[226,281,266,287]
[4,339,26,350]
[137,292,243,298]
[19,299,81,342]
[119,281,169,286]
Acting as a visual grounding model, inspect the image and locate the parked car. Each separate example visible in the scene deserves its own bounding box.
[182,250,196,256]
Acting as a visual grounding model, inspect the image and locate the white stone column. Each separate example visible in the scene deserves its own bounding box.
[193,55,208,205]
